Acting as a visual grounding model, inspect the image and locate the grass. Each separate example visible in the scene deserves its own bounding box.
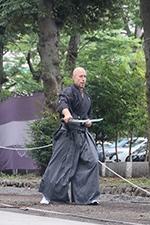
[0,172,42,182]
[100,176,150,186]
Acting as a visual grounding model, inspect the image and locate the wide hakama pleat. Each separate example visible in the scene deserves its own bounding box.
[38,124,100,205]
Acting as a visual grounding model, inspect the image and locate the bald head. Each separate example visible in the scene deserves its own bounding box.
[72,67,87,90]
[73,67,86,77]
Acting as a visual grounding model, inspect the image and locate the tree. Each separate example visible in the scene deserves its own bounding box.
[65,35,80,78]
[0,0,38,103]
[140,0,150,175]
[83,28,147,162]
[0,26,4,105]
[0,0,126,112]
[2,33,43,99]
[87,60,147,162]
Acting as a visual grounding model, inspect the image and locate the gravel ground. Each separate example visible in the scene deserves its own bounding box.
[1,185,150,202]
[0,176,150,203]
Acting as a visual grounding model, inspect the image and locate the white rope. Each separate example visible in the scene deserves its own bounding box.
[0,144,52,151]
[0,143,150,196]
[98,160,150,196]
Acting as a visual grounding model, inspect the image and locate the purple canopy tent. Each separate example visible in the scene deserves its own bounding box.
[0,93,44,172]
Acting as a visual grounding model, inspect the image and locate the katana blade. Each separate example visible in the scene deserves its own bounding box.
[71,118,103,123]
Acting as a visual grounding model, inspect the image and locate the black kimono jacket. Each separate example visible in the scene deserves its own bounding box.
[58,83,93,121]
[39,84,100,205]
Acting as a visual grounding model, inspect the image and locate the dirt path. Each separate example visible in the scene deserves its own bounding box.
[0,185,150,224]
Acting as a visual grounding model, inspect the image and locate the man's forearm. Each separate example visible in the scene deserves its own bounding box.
[62,108,72,117]
[62,108,72,123]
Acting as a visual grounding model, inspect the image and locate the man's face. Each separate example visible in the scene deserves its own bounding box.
[73,68,87,90]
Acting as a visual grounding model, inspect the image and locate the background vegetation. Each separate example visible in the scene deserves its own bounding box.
[0,0,148,171]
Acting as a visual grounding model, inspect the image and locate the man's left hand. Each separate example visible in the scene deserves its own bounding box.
[85,120,92,127]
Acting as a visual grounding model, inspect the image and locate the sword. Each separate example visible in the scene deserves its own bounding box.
[72,118,103,123]
[61,118,103,123]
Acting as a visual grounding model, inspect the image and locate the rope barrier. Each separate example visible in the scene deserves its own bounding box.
[0,144,150,196]
[0,144,52,151]
[98,160,150,196]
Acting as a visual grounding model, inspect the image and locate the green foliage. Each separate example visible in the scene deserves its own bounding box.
[87,56,147,143]
[2,33,42,100]
[1,0,146,149]
[53,0,125,33]
[81,29,147,144]
[0,0,38,38]
[59,26,147,147]
[0,0,126,40]
[25,112,61,174]
[2,62,43,100]
[76,29,141,68]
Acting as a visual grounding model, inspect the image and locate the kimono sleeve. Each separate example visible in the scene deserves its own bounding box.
[88,99,93,119]
[57,86,73,114]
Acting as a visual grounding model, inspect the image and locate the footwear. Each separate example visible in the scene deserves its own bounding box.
[40,196,49,204]
[89,200,99,205]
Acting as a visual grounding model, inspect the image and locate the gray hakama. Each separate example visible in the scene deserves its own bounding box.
[39,83,100,204]
[39,123,100,204]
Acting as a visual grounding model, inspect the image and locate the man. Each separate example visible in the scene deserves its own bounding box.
[39,67,100,205]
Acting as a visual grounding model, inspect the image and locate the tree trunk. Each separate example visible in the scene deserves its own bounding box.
[102,142,106,163]
[129,130,133,162]
[145,144,148,162]
[26,53,41,83]
[37,0,62,113]
[140,0,150,177]
[65,35,80,78]
[115,131,119,162]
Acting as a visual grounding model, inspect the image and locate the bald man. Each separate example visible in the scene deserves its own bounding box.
[39,67,100,205]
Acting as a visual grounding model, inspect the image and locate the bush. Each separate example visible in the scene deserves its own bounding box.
[25,113,61,175]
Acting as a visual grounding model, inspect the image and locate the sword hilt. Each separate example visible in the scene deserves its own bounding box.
[61,117,73,123]
[61,118,64,122]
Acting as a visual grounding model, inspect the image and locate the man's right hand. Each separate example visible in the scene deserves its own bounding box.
[62,108,73,123]
[64,116,73,123]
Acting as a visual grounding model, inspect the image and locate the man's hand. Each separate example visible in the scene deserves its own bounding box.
[62,108,73,123]
[85,119,92,127]
[64,116,73,123]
